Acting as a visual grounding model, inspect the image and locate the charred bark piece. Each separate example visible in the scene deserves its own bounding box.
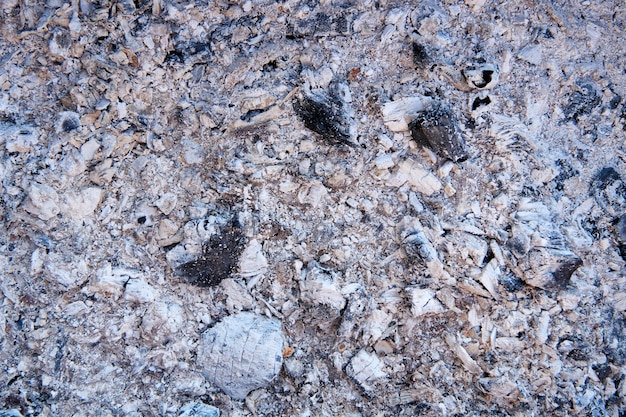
[177,219,246,287]
[294,87,355,146]
[409,105,469,162]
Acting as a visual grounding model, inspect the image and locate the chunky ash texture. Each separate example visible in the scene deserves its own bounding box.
[0,0,625,416]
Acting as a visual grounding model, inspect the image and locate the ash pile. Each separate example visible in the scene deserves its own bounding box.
[0,0,625,416]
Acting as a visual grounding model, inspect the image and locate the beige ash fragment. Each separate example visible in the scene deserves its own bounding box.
[407,287,444,317]
[445,334,482,375]
[536,310,550,345]
[362,309,394,344]
[23,182,60,221]
[387,159,442,196]
[90,263,141,297]
[238,239,269,280]
[156,219,182,247]
[61,187,103,219]
[221,279,255,313]
[478,377,520,404]
[381,95,433,132]
[44,256,88,288]
[3,125,39,153]
[346,349,387,391]
[155,192,178,215]
[297,180,330,208]
[476,258,500,299]
[300,263,346,311]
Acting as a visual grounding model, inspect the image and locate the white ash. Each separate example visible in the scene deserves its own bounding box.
[1,0,625,415]
[197,312,284,401]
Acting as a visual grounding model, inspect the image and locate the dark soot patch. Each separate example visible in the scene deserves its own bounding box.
[178,220,246,287]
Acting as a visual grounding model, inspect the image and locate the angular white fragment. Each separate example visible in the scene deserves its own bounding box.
[46,258,88,288]
[467,304,482,328]
[301,263,346,311]
[347,349,386,391]
[221,279,255,312]
[362,309,393,343]
[445,334,482,375]
[297,180,329,208]
[407,287,444,316]
[536,310,550,345]
[518,44,543,66]
[23,182,60,221]
[463,233,489,265]
[81,139,100,161]
[387,159,442,196]
[613,292,626,312]
[373,153,395,170]
[382,96,433,132]
[4,125,39,153]
[478,259,500,299]
[63,301,89,316]
[179,401,220,417]
[62,187,103,219]
[156,218,181,246]
[124,278,158,303]
[490,114,537,151]
[155,192,178,215]
[197,312,284,400]
[93,263,141,296]
[60,148,87,177]
[238,239,269,278]
[478,377,519,399]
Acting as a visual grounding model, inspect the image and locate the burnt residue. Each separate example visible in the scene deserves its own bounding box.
[471,95,491,111]
[412,42,430,70]
[177,219,246,287]
[563,83,600,121]
[499,272,525,292]
[409,105,468,162]
[616,214,626,261]
[592,167,620,190]
[552,257,583,289]
[590,167,626,216]
[165,40,211,64]
[293,88,354,146]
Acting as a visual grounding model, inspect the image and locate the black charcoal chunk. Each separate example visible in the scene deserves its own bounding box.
[412,42,430,69]
[165,41,211,64]
[592,363,612,382]
[552,257,583,289]
[499,272,525,292]
[471,95,491,111]
[563,83,600,121]
[294,88,354,146]
[590,167,626,216]
[409,105,468,162]
[592,167,620,190]
[177,220,246,287]
[616,214,626,261]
